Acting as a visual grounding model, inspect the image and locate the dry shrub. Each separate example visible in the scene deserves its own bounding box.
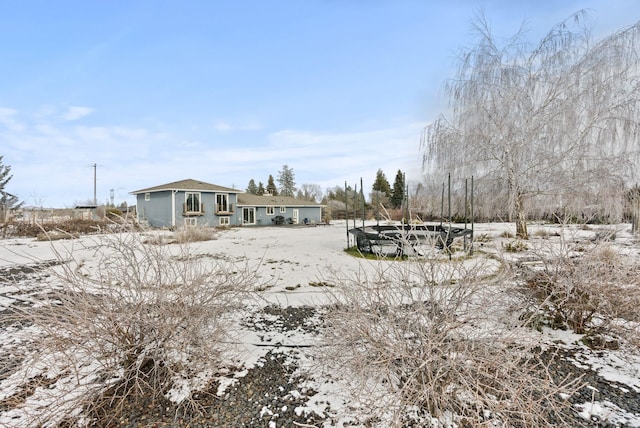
[524,240,640,343]
[502,239,529,252]
[473,233,491,242]
[1,218,135,238]
[105,207,123,219]
[141,231,175,245]
[532,228,560,238]
[140,226,217,245]
[174,225,217,243]
[318,256,581,427]
[500,230,515,238]
[3,225,261,426]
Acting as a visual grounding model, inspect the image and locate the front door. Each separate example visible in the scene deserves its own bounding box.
[242,207,255,225]
[292,209,299,224]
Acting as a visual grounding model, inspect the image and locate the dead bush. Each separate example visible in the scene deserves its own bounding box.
[1,218,133,238]
[473,232,491,242]
[317,256,581,427]
[532,228,561,238]
[3,225,261,426]
[174,225,217,243]
[521,231,640,344]
[500,230,515,238]
[502,239,529,252]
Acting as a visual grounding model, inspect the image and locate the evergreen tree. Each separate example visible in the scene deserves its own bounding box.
[257,181,265,195]
[246,179,258,195]
[266,175,278,196]
[372,169,391,199]
[0,156,21,220]
[277,164,296,197]
[390,170,405,208]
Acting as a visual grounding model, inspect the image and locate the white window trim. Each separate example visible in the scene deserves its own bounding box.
[184,218,197,227]
[219,217,230,226]
[266,206,275,215]
[144,192,151,201]
[185,192,202,213]
[242,207,256,225]
[216,193,230,213]
[279,206,286,213]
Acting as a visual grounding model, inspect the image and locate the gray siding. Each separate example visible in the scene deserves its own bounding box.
[296,207,323,223]
[137,191,242,228]
[234,194,323,225]
[137,191,173,228]
[253,206,322,225]
[174,191,241,227]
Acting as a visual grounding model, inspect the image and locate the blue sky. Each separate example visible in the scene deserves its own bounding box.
[2,0,639,207]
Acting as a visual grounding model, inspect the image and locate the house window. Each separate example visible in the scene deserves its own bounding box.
[266,206,274,215]
[280,206,286,213]
[242,207,255,224]
[219,217,230,226]
[216,194,229,213]
[185,192,201,213]
[184,218,197,227]
[144,193,150,201]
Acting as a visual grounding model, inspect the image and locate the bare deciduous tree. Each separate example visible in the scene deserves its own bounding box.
[422,12,640,238]
[296,183,323,202]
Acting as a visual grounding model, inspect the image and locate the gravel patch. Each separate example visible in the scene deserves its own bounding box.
[542,347,640,427]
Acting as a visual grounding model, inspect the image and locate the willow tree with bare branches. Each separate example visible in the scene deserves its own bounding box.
[422,12,640,238]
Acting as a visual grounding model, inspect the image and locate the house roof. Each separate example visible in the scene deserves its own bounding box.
[130,179,241,195]
[237,193,323,207]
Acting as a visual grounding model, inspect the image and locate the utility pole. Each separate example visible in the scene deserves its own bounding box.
[91,163,97,205]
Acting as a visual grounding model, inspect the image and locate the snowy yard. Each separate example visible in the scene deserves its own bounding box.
[1,220,639,427]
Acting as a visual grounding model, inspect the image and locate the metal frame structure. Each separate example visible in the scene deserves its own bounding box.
[346,174,475,256]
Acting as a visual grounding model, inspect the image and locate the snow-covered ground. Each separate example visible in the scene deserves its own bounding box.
[1,220,639,427]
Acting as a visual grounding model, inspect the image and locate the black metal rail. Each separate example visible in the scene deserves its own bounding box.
[348,224,473,256]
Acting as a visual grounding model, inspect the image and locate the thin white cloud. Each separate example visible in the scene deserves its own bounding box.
[0,107,18,119]
[0,107,26,132]
[213,120,232,131]
[213,119,262,132]
[61,106,94,121]
[74,126,110,141]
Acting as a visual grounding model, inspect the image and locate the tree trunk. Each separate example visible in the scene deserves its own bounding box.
[514,192,528,239]
[632,197,640,234]
[506,153,528,239]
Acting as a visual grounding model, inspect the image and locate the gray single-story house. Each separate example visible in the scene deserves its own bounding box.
[131,178,323,228]
[236,193,323,226]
